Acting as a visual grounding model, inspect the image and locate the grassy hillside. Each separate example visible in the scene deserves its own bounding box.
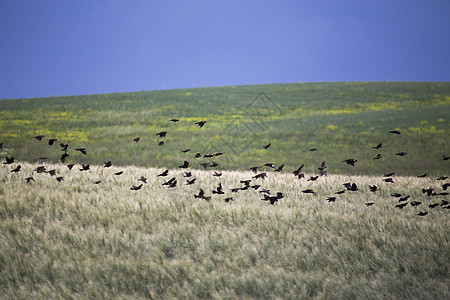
[1,162,449,299]
[1,82,449,176]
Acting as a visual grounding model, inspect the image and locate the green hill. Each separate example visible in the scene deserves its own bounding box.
[1,82,449,175]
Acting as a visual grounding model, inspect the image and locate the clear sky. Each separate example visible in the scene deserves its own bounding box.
[1,1,449,100]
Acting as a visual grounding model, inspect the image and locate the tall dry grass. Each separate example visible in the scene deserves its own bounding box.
[0,162,449,299]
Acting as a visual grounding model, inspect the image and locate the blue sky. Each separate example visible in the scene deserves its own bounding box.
[1,1,449,99]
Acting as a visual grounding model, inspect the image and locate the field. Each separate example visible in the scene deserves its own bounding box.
[1,162,449,299]
[0,82,449,175]
[0,82,449,299]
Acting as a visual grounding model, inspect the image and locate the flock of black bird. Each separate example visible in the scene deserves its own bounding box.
[1,120,449,217]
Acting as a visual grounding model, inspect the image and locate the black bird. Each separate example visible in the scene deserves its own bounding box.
[253,172,267,180]
[195,120,207,128]
[429,203,440,208]
[75,148,87,155]
[417,173,427,178]
[274,164,284,172]
[443,183,450,190]
[60,153,69,163]
[162,177,176,186]
[3,156,15,164]
[167,180,178,188]
[372,143,382,149]
[259,189,271,195]
[34,135,45,141]
[56,176,64,182]
[373,154,382,160]
[335,190,346,195]
[240,179,252,186]
[343,182,358,191]
[25,176,35,183]
[365,202,375,207]
[263,143,271,149]
[389,130,401,134]
[48,169,57,176]
[194,189,209,200]
[410,201,422,207]
[186,178,196,185]
[157,141,165,146]
[396,203,408,209]
[212,183,224,194]
[399,195,410,202]
[183,171,192,177]
[213,172,222,177]
[422,188,434,196]
[60,142,69,151]
[224,197,233,203]
[203,153,215,158]
[251,184,261,190]
[302,189,315,194]
[308,176,319,181]
[417,211,428,216]
[104,161,112,168]
[342,159,357,166]
[133,137,140,142]
[436,176,448,181]
[318,160,327,176]
[138,176,148,184]
[293,164,304,177]
[326,197,336,202]
[156,131,167,138]
[383,178,395,183]
[309,148,318,152]
[383,172,395,177]
[114,171,124,175]
[194,153,202,158]
[181,149,191,153]
[396,152,407,156]
[442,154,449,161]
[79,164,90,171]
[263,163,275,168]
[369,185,378,192]
[48,138,57,145]
[249,166,259,173]
[10,165,21,172]
[158,170,169,177]
[67,164,75,170]
[130,184,143,191]
[210,161,219,168]
[391,193,402,197]
[179,161,190,168]
[170,118,179,122]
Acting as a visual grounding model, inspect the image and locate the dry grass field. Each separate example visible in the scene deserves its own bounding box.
[1,162,449,299]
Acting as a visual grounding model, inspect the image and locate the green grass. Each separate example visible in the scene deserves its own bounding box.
[0,162,449,299]
[0,82,449,175]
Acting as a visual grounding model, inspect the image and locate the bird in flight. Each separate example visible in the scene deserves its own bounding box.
[170,118,179,122]
[34,135,45,141]
[3,156,15,164]
[342,159,357,166]
[156,131,167,138]
[396,152,407,156]
[372,143,382,149]
[75,148,87,155]
[179,161,190,168]
[104,161,112,168]
[263,143,271,149]
[133,137,140,142]
[130,184,143,191]
[389,130,401,134]
[158,170,169,177]
[48,138,57,145]
[195,121,207,128]
[138,176,148,183]
[10,165,21,172]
